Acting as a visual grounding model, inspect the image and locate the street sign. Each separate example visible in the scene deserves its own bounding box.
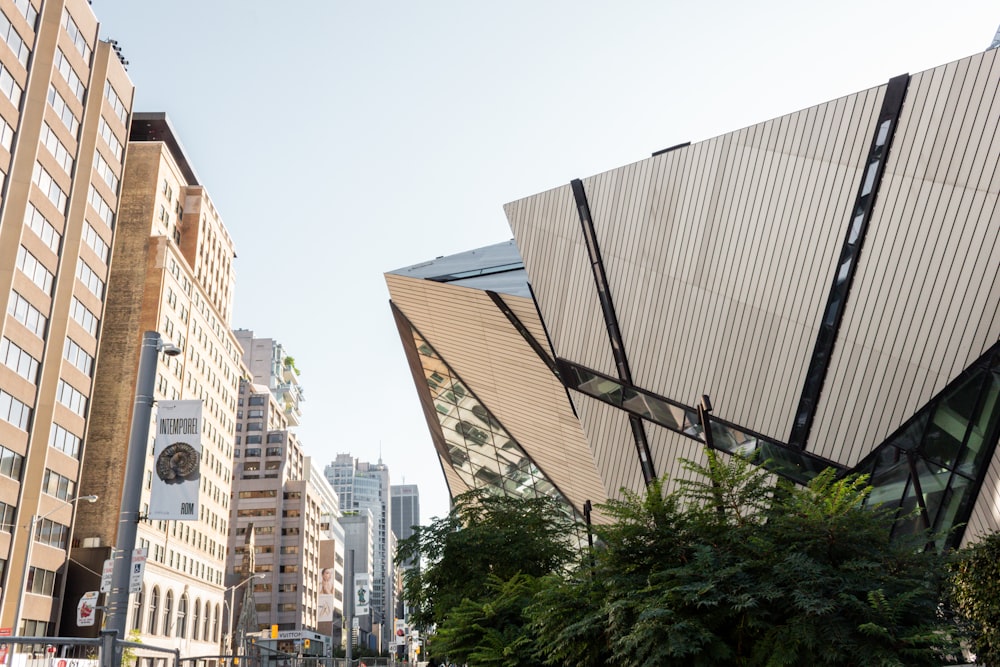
[77,592,99,627]
[128,548,147,594]
[100,559,114,593]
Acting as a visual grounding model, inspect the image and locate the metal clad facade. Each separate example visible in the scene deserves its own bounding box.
[813,50,1000,464]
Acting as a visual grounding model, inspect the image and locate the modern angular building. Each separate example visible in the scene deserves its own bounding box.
[0,0,134,635]
[70,113,244,656]
[388,47,1000,549]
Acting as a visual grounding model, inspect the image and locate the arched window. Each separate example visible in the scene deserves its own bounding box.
[131,586,145,631]
[177,594,188,638]
[205,603,213,643]
[147,587,160,634]
[163,590,174,636]
[192,599,201,641]
[213,604,220,642]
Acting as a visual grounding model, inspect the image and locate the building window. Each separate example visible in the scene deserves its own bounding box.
[9,291,46,338]
[0,337,39,383]
[0,445,24,480]
[176,594,187,638]
[147,587,160,634]
[47,84,78,136]
[25,204,60,252]
[16,245,54,294]
[26,567,59,595]
[32,161,67,212]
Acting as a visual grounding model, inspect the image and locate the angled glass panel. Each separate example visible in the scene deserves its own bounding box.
[866,446,909,509]
[923,374,985,468]
[408,325,575,510]
[959,371,1000,475]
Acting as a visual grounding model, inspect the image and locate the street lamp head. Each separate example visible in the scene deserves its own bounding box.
[160,343,181,357]
[80,494,99,504]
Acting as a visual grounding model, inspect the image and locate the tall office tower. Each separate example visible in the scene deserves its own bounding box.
[389,485,419,565]
[234,329,303,427]
[70,113,244,656]
[312,460,346,648]
[0,0,133,636]
[339,509,375,649]
[389,485,418,623]
[323,455,393,650]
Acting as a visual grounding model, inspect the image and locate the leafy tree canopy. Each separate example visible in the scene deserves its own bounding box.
[396,488,578,630]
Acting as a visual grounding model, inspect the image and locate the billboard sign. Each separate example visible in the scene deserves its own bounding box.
[149,400,202,520]
[354,573,370,615]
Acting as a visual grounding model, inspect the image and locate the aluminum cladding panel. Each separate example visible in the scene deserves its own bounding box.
[813,50,1000,465]
[507,84,882,443]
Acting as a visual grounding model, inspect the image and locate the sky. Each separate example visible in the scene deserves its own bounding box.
[91,0,999,525]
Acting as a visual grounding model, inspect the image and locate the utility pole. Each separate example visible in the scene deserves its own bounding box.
[345,549,354,664]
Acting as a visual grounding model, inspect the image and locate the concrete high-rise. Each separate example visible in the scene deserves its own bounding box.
[389,485,419,566]
[70,113,244,657]
[0,0,133,635]
[324,455,393,651]
[226,332,342,658]
[389,485,418,625]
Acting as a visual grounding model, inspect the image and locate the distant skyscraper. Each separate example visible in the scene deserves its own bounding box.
[325,454,393,650]
[390,485,420,565]
[0,0,133,635]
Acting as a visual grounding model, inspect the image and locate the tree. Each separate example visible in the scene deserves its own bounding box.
[951,530,1000,665]
[530,449,963,666]
[396,488,578,630]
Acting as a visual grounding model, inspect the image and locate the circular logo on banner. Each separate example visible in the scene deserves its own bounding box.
[156,442,200,483]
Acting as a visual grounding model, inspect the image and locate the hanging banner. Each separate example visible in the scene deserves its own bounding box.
[354,573,370,615]
[149,400,203,521]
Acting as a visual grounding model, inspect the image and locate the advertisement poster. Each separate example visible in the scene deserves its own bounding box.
[354,573,370,615]
[149,400,203,521]
[318,562,336,622]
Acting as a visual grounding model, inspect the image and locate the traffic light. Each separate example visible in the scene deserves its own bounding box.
[271,624,278,639]
[303,639,310,649]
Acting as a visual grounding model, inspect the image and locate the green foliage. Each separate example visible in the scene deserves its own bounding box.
[533,451,962,666]
[951,530,1000,665]
[396,488,578,630]
[121,629,143,667]
[435,573,546,666]
[402,452,965,666]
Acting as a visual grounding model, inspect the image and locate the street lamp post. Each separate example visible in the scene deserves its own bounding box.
[224,573,265,658]
[13,494,99,635]
[103,331,181,667]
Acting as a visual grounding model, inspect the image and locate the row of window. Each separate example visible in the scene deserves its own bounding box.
[47,84,78,137]
[26,204,60,253]
[134,588,220,643]
[41,468,75,501]
[41,122,73,175]
[54,49,84,101]
[61,9,91,62]
[0,9,29,68]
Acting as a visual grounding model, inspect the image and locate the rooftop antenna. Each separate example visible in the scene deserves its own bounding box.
[989,23,1000,50]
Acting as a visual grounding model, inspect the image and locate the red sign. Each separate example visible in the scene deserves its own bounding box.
[0,629,11,637]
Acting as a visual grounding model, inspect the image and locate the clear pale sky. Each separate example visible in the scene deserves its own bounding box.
[92,1,998,525]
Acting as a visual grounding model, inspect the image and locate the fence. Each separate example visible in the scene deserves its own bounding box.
[0,635,180,667]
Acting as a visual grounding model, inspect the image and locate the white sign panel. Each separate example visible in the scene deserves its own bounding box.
[129,548,147,594]
[149,400,203,520]
[100,559,114,593]
[395,620,406,645]
[354,574,370,615]
[77,591,99,627]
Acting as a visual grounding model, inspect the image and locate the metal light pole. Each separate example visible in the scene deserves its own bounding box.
[345,549,354,664]
[224,573,265,658]
[13,494,98,634]
[103,332,180,667]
